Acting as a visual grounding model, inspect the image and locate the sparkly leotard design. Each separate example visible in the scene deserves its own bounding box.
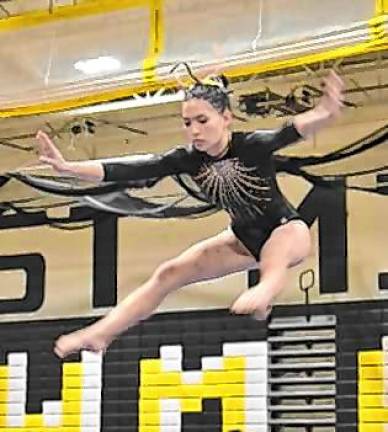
[193,158,272,219]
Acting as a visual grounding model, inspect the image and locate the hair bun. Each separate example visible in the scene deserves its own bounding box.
[219,74,229,89]
[202,74,229,91]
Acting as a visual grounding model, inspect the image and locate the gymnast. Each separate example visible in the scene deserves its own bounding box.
[36,69,344,357]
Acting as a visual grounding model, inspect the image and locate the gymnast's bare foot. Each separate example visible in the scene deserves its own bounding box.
[54,327,112,358]
[230,287,273,320]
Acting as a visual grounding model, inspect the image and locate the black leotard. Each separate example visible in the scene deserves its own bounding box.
[103,122,304,259]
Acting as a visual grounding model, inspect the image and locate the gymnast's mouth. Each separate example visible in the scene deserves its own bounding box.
[193,139,207,148]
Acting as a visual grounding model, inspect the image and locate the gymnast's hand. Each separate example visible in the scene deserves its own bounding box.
[316,70,345,119]
[293,70,345,137]
[54,327,112,358]
[36,130,70,174]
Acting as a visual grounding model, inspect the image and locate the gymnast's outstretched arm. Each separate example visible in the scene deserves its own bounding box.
[247,71,345,154]
[36,130,190,182]
[36,130,105,181]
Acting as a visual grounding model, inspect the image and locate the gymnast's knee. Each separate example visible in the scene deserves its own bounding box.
[151,258,191,291]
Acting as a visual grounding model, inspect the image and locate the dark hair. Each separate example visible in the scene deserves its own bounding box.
[184,79,231,114]
[171,62,231,114]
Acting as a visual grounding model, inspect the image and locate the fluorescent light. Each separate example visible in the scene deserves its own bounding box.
[74,56,121,75]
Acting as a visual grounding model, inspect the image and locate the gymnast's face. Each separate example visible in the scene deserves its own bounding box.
[182,98,232,156]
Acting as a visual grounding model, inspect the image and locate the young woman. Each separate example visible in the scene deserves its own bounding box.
[36,70,344,358]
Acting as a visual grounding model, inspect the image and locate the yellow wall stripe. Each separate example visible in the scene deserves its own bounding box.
[375,0,388,14]
[142,0,164,82]
[369,0,387,42]
[0,78,178,118]
[226,39,386,80]
[1,37,387,119]
[0,0,150,33]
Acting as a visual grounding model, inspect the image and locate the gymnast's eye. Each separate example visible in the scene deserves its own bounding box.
[183,120,191,127]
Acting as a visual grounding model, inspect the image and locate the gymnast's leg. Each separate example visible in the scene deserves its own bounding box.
[231,220,311,319]
[54,229,258,357]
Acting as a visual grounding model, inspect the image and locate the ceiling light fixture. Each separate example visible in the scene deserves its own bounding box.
[74,56,121,75]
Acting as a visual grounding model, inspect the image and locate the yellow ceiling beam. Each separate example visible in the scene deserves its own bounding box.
[0,0,150,32]
[375,0,387,14]
[142,0,165,82]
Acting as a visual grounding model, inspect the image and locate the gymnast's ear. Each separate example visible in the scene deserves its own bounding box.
[222,108,233,126]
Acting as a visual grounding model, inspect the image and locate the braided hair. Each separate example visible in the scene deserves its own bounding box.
[172,62,231,114]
